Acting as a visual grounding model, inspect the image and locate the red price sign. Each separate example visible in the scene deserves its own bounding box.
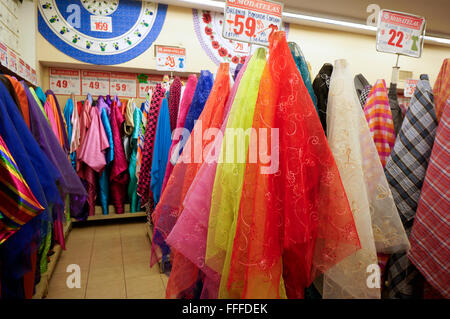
[50,68,81,95]
[223,0,283,46]
[81,71,110,96]
[0,42,8,67]
[110,72,137,97]
[376,10,425,58]
[404,79,419,98]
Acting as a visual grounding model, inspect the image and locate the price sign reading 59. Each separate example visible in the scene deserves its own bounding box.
[376,10,426,58]
[223,0,283,46]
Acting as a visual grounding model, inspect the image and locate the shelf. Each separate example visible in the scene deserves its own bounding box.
[71,204,146,222]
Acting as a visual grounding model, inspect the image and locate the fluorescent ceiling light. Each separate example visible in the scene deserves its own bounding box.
[162,0,450,46]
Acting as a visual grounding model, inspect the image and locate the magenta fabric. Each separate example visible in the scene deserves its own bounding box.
[77,107,110,173]
[109,100,130,214]
[137,84,166,207]
[43,100,60,142]
[161,74,198,192]
[168,77,182,132]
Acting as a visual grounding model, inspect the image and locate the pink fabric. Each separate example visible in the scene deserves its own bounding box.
[165,60,248,299]
[78,107,110,173]
[44,100,60,142]
[70,94,81,153]
[161,74,198,192]
[109,101,130,214]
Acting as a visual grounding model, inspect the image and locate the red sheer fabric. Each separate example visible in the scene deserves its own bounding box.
[228,31,361,299]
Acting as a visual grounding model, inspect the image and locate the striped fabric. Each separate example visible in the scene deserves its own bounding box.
[383,74,439,299]
[409,103,450,298]
[0,134,44,244]
[364,80,396,167]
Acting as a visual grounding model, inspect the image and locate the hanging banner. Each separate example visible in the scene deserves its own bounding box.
[50,68,81,95]
[7,49,17,73]
[0,42,7,67]
[31,69,37,86]
[38,0,168,65]
[81,70,110,96]
[110,72,137,97]
[156,46,186,72]
[25,63,31,82]
[223,0,283,46]
[18,58,26,79]
[376,10,426,58]
[404,79,419,97]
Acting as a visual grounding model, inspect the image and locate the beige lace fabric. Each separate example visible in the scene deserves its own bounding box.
[323,59,409,299]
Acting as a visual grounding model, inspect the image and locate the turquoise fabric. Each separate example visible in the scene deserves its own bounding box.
[128,107,143,212]
[35,87,47,106]
[151,98,171,205]
[63,98,76,170]
[288,42,318,112]
[99,107,114,215]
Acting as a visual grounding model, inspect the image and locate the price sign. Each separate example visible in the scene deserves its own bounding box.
[18,58,26,78]
[7,49,17,73]
[376,10,426,58]
[91,15,113,33]
[223,0,283,46]
[50,68,81,95]
[156,46,186,72]
[25,63,31,82]
[31,69,37,86]
[0,42,7,67]
[81,71,110,96]
[110,72,137,97]
[404,79,419,97]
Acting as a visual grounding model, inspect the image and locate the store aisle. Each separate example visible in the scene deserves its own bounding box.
[45,221,168,299]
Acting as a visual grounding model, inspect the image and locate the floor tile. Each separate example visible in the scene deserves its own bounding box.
[126,274,165,299]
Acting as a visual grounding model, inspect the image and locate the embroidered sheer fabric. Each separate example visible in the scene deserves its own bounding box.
[323,59,409,299]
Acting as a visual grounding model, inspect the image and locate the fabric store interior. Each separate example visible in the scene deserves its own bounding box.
[0,0,448,300]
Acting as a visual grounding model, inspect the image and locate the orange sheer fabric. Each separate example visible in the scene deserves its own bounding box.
[228,31,361,299]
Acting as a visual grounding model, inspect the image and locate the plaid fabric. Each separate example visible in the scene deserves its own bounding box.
[433,58,450,122]
[360,85,372,108]
[383,74,439,299]
[364,79,396,166]
[137,84,166,208]
[408,103,449,298]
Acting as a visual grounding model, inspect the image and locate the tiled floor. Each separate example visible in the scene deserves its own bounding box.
[45,221,168,299]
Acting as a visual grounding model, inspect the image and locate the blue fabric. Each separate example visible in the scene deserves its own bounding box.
[99,107,114,215]
[35,87,47,106]
[288,42,318,112]
[150,98,172,205]
[63,98,76,170]
[0,82,54,298]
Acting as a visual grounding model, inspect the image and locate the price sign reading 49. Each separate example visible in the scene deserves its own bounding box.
[376,10,426,58]
[223,0,283,46]
[50,68,81,95]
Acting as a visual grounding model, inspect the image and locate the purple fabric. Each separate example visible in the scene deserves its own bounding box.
[22,82,87,219]
[46,90,70,154]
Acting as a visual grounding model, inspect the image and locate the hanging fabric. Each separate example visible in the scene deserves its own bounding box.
[168,77,182,132]
[128,107,143,213]
[109,99,130,214]
[137,84,166,209]
[433,58,449,122]
[364,79,396,167]
[161,74,198,192]
[324,59,409,299]
[288,42,317,110]
[384,74,439,299]
[312,63,333,133]
[388,82,404,136]
[408,103,449,298]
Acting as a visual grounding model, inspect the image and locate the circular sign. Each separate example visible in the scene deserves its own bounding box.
[38,0,167,65]
[193,9,289,74]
